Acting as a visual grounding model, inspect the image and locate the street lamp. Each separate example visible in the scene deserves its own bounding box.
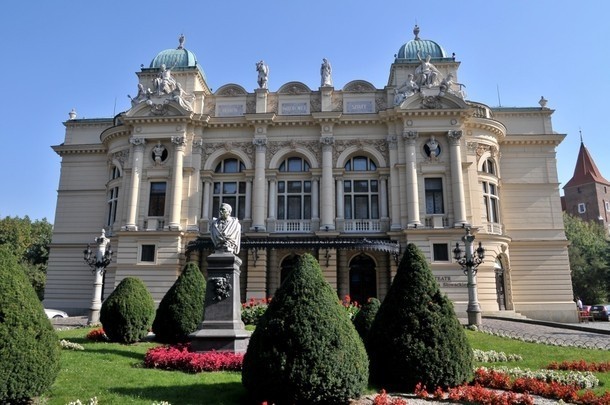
[84,229,113,324]
[453,227,485,326]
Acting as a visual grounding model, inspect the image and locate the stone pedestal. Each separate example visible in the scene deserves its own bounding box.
[189,252,251,352]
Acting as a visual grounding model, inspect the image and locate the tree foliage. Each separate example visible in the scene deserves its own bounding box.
[0,216,52,300]
[242,253,368,404]
[563,213,610,304]
[152,262,206,343]
[0,246,61,403]
[367,243,473,391]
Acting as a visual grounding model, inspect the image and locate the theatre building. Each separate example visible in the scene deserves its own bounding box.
[44,27,577,322]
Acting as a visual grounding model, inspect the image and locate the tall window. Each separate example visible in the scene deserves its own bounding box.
[106,187,119,227]
[482,159,496,175]
[106,165,121,227]
[343,156,379,220]
[212,158,246,219]
[277,157,311,221]
[425,178,444,214]
[148,182,166,216]
[482,181,500,223]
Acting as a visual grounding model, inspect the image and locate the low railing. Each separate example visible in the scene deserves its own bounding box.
[144,218,165,231]
[274,220,312,233]
[424,215,448,229]
[485,222,503,235]
[344,219,381,232]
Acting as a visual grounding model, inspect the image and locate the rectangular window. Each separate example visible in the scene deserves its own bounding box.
[148,182,166,216]
[578,203,586,214]
[425,178,444,214]
[605,201,610,212]
[140,244,156,262]
[433,243,449,261]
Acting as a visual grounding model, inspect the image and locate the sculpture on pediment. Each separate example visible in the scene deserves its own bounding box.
[153,64,177,95]
[439,74,466,99]
[129,83,152,107]
[394,73,419,105]
[171,83,195,110]
[415,52,441,88]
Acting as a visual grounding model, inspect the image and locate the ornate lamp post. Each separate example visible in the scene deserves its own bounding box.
[84,230,113,324]
[453,227,485,326]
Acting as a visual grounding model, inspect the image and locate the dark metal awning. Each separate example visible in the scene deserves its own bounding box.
[187,236,400,262]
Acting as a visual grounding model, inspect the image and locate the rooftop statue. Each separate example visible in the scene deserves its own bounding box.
[153,63,177,95]
[415,52,441,88]
[256,60,269,89]
[321,58,332,87]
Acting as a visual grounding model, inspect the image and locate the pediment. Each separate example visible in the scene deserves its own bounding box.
[343,80,376,92]
[399,90,469,110]
[215,84,248,96]
[277,81,311,94]
[125,98,191,117]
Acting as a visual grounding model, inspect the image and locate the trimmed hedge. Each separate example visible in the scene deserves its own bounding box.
[242,253,368,404]
[353,297,380,344]
[368,243,473,391]
[152,262,206,343]
[100,276,155,344]
[0,246,60,403]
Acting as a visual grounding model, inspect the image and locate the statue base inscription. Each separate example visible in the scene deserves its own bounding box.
[189,252,251,353]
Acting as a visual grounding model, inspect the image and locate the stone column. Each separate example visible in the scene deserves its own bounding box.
[188,138,203,231]
[244,177,252,221]
[380,175,389,219]
[448,130,468,226]
[125,136,145,231]
[311,176,320,222]
[201,177,212,222]
[252,137,267,231]
[268,177,277,220]
[168,136,186,230]
[190,253,250,353]
[320,135,335,230]
[402,130,421,227]
[387,134,402,230]
[335,177,344,220]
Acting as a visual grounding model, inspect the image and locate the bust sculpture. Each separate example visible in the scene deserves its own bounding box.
[210,203,241,254]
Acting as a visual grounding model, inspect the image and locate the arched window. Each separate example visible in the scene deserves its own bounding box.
[277,157,312,230]
[343,156,379,221]
[212,158,246,219]
[349,254,377,305]
[482,159,496,175]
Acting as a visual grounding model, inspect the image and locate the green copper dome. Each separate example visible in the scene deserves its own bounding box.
[149,35,205,79]
[395,25,450,62]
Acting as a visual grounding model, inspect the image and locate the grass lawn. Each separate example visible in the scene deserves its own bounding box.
[43,327,610,405]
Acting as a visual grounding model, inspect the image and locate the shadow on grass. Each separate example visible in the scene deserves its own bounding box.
[83,346,149,361]
[111,381,249,405]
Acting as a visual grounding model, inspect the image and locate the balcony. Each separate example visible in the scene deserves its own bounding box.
[484,222,503,235]
[344,219,381,232]
[424,214,448,229]
[274,220,312,233]
[144,218,165,231]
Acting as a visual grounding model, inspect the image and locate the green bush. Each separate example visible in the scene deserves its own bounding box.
[368,243,473,391]
[152,262,206,343]
[242,253,368,404]
[100,276,155,344]
[0,246,60,403]
[353,297,380,344]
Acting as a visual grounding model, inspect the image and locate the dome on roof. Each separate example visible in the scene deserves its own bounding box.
[149,34,199,69]
[396,25,448,61]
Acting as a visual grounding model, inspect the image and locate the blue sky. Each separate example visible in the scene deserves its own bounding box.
[1,1,608,222]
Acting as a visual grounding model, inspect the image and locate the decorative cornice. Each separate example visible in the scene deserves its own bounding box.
[500,134,565,145]
[52,144,107,156]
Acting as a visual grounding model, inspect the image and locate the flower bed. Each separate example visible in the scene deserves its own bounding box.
[144,344,243,373]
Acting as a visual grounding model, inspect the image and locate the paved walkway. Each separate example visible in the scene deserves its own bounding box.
[476,316,610,350]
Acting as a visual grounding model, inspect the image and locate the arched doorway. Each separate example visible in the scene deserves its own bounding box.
[280,253,301,285]
[494,257,507,310]
[349,253,377,305]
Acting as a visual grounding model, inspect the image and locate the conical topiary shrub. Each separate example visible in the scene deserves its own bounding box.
[100,276,155,344]
[242,253,369,404]
[0,246,61,403]
[367,243,473,391]
[353,297,381,345]
[152,262,206,343]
